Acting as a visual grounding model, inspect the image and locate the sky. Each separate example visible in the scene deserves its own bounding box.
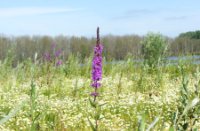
[0,0,200,37]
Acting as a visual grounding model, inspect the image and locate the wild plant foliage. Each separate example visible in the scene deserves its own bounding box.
[89,27,104,131]
[141,33,168,68]
[0,30,200,130]
[1,31,200,64]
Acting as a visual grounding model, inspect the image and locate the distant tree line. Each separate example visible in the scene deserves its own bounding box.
[179,30,200,39]
[0,30,200,64]
[170,30,200,55]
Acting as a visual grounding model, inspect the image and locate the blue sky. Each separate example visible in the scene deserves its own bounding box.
[0,0,200,37]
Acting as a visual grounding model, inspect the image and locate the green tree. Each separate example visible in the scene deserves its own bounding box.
[141,33,167,68]
[179,30,200,39]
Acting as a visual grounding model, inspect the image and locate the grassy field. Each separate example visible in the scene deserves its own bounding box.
[0,55,200,130]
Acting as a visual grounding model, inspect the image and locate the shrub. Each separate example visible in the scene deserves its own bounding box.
[141,33,167,68]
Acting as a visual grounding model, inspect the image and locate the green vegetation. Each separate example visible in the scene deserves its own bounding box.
[179,30,200,39]
[141,33,167,68]
[0,52,200,130]
[1,31,200,64]
[0,31,200,130]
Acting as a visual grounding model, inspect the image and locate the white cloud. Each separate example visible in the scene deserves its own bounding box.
[0,7,82,17]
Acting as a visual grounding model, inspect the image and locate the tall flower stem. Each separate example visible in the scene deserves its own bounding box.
[91,27,103,102]
[94,27,100,102]
[89,27,103,131]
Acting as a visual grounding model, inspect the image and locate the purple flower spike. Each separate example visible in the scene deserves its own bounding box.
[90,92,99,97]
[92,44,103,81]
[55,49,62,57]
[91,81,101,88]
[91,27,103,102]
[56,60,62,66]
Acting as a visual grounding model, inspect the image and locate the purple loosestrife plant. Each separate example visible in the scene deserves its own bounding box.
[43,42,63,67]
[88,27,103,131]
[43,42,63,87]
[55,49,62,58]
[91,27,103,102]
[56,60,62,66]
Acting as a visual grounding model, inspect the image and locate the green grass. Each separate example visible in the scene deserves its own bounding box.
[0,55,200,130]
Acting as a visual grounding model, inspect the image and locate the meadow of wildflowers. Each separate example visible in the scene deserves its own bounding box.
[0,28,200,130]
